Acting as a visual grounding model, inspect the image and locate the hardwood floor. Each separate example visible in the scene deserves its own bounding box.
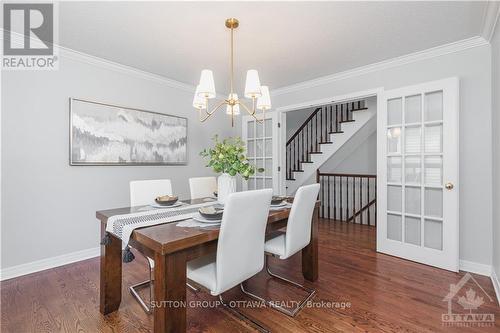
[2,220,499,332]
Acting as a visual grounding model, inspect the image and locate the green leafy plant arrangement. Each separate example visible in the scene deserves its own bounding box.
[200,135,263,180]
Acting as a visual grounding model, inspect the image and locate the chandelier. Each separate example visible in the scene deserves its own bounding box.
[192,18,271,127]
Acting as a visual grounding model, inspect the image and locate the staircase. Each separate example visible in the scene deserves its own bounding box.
[286,99,376,194]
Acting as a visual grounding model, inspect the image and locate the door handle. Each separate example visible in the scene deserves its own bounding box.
[445,182,454,190]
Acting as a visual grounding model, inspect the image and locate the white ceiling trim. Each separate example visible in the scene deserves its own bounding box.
[59,45,197,93]
[0,29,196,93]
[481,1,500,41]
[271,36,488,97]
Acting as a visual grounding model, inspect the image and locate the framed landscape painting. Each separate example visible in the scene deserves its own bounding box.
[70,98,188,165]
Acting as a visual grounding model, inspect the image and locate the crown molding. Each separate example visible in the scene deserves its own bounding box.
[59,46,196,93]
[1,29,197,94]
[481,1,500,41]
[271,36,488,97]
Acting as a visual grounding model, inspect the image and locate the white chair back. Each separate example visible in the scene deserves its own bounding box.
[189,177,217,199]
[215,189,273,294]
[283,184,320,259]
[129,179,173,206]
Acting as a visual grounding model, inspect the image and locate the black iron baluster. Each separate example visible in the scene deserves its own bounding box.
[360,177,363,225]
[339,176,343,221]
[334,176,337,220]
[327,175,331,219]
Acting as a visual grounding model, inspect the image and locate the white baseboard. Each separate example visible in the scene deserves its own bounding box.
[491,268,500,306]
[459,260,492,276]
[0,247,100,281]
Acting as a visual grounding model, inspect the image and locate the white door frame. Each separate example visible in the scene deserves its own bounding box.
[376,77,459,272]
[275,87,384,195]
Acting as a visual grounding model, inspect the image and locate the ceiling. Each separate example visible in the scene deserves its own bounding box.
[59,1,488,95]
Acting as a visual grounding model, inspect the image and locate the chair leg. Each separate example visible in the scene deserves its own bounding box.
[240,256,316,317]
[218,294,270,333]
[129,263,154,313]
[129,251,200,314]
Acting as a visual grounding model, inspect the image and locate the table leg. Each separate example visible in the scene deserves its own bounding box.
[153,251,187,333]
[99,223,122,314]
[302,206,319,282]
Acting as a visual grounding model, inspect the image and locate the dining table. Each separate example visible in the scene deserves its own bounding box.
[96,197,320,333]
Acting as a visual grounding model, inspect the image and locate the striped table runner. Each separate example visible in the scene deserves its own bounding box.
[105,201,217,249]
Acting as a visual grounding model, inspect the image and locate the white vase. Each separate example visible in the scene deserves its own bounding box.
[217,173,236,204]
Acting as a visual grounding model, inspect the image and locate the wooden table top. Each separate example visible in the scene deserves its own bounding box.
[96,198,312,255]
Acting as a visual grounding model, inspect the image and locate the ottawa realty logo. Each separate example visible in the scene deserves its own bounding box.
[442,273,495,328]
[2,2,59,70]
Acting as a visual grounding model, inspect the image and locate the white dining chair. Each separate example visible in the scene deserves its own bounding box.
[241,183,320,317]
[128,179,197,313]
[189,176,217,199]
[187,189,273,332]
[130,179,173,206]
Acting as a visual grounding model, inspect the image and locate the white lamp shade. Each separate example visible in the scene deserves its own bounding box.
[198,69,216,99]
[244,70,262,98]
[226,93,240,115]
[192,85,207,109]
[256,86,271,111]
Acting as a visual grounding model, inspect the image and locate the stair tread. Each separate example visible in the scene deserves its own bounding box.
[350,107,368,112]
[309,151,323,154]
[286,178,296,181]
[319,141,333,144]
[339,119,355,123]
[329,131,344,134]
[300,161,314,163]
[292,169,304,172]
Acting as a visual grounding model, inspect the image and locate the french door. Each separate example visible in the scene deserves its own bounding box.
[377,77,459,271]
[242,113,280,193]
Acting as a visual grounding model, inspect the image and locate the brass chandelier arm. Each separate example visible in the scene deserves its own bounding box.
[199,100,228,122]
[239,100,263,123]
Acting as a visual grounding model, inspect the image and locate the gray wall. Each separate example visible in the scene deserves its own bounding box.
[286,107,315,141]
[1,54,234,269]
[492,22,500,280]
[271,45,493,266]
[329,132,376,174]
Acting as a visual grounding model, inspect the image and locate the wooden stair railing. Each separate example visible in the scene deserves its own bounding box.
[316,171,377,226]
[286,100,367,180]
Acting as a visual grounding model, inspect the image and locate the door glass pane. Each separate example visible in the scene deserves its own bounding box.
[425,188,443,218]
[388,157,402,183]
[405,186,421,215]
[405,216,421,245]
[248,178,256,190]
[256,139,264,156]
[265,119,272,137]
[256,121,264,137]
[405,127,421,154]
[388,98,402,125]
[425,219,443,250]
[256,159,264,173]
[424,124,442,153]
[405,95,421,123]
[405,156,421,184]
[265,159,272,177]
[424,156,442,186]
[247,121,255,138]
[425,91,443,122]
[388,185,402,212]
[256,178,264,189]
[387,127,401,154]
[265,138,272,156]
[265,178,273,189]
[387,214,402,241]
[247,140,255,157]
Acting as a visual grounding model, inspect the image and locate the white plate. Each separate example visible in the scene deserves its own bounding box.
[270,201,287,207]
[193,213,222,224]
[150,201,184,209]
